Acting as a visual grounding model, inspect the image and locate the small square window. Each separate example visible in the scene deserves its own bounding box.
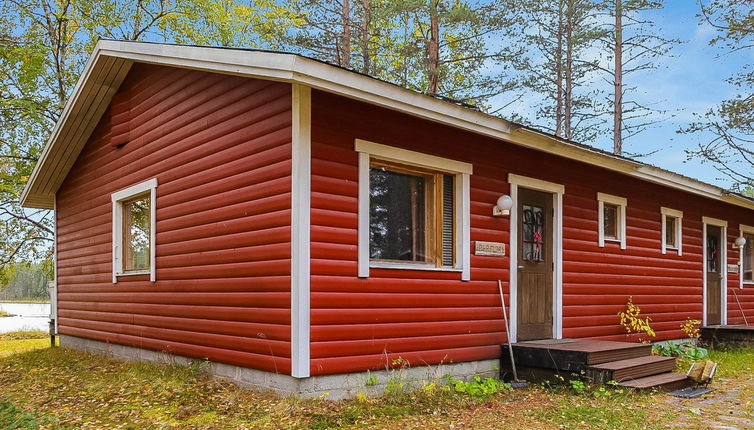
[744,233,754,282]
[603,203,619,240]
[661,207,683,255]
[665,216,677,248]
[597,192,627,249]
[122,195,151,272]
[112,178,157,283]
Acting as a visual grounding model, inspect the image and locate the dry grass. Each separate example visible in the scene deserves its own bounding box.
[1,335,753,429]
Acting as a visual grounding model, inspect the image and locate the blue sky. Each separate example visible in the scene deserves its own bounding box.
[492,2,751,189]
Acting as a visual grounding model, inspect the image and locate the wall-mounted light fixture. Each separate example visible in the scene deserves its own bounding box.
[734,236,747,250]
[493,194,513,217]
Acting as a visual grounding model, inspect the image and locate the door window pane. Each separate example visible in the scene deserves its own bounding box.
[665,216,677,248]
[707,233,720,273]
[522,204,545,262]
[123,196,151,271]
[603,203,619,239]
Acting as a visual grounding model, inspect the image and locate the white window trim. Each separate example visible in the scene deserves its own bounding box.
[507,173,564,343]
[740,224,754,288]
[702,216,728,326]
[597,192,627,250]
[111,178,157,283]
[356,139,472,281]
[660,207,683,256]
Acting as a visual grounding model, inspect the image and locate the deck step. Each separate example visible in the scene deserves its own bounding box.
[587,356,677,383]
[618,372,693,392]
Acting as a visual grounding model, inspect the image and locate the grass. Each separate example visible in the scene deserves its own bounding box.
[1,335,753,429]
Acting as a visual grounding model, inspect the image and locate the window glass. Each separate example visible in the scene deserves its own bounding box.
[603,203,619,239]
[123,195,151,271]
[369,162,455,267]
[369,166,431,262]
[745,233,754,281]
[523,204,545,262]
[665,216,677,248]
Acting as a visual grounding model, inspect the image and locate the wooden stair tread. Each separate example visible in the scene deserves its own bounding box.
[588,355,675,371]
[618,372,689,389]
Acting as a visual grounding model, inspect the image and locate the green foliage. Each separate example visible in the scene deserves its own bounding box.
[0,262,50,300]
[444,375,511,398]
[652,341,708,361]
[364,371,379,386]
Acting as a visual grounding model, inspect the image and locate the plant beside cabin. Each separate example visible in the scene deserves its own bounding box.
[617,296,656,343]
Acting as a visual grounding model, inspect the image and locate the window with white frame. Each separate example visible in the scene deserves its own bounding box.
[355,139,471,280]
[112,178,157,282]
[597,192,627,249]
[661,207,683,255]
[742,225,754,284]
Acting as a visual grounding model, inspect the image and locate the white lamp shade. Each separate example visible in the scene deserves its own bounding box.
[735,236,747,248]
[496,195,513,211]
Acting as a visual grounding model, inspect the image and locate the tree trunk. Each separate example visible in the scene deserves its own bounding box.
[555,0,565,137]
[428,0,440,94]
[342,0,351,68]
[613,0,623,155]
[361,0,371,75]
[564,0,573,140]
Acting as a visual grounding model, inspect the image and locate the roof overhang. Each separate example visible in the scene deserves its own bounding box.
[21,40,754,212]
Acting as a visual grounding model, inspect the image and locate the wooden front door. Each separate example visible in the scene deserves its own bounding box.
[706,225,723,325]
[517,188,554,341]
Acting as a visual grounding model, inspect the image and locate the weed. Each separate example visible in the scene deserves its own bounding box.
[653,341,708,360]
[365,371,379,386]
[445,375,511,398]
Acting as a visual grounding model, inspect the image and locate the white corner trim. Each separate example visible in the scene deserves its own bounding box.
[702,216,728,228]
[739,224,754,290]
[597,192,627,250]
[357,152,370,278]
[355,139,473,174]
[660,207,683,256]
[111,178,158,283]
[356,140,472,281]
[507,174,565,342]
[291,84,311,378]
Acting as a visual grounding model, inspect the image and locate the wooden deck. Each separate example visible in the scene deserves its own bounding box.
[501,339,651,371]
[701,325,754,348]
[500,338,690,391]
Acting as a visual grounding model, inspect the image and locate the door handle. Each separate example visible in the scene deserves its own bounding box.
[518,265,525,269]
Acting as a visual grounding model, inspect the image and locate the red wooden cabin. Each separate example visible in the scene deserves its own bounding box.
[21,40,754,397]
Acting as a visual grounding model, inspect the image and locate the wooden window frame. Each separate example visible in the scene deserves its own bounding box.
[112,178,157,283]
[597,192,627,249]
[355,139,472,281]
[368,160,450,268]
[661,207,683,256]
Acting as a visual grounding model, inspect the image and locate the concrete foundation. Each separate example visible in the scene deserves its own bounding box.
[60,335,500,400]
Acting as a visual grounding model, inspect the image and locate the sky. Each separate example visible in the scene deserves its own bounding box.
[490,2,751,190]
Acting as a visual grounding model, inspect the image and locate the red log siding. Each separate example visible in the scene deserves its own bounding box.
[55,64,293,373]
[309,89,754,375]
